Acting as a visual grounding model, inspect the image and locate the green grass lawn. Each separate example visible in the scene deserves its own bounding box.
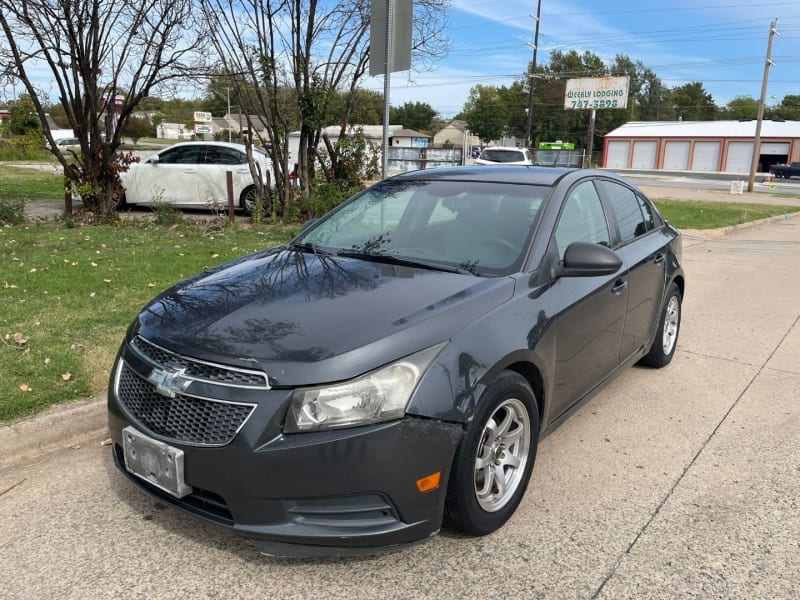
[0,165,64,202]
[1,222,298,422]
[653,199,797,229]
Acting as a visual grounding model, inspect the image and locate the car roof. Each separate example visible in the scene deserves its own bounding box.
[393,165,579,186]
[483,146,526,152]
[167,141,249,151]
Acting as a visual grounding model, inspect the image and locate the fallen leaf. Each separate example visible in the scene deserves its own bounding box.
[103,279,112,283]
[61,372,72,381]
[71,261,78,266]
[89,292,96,298]
[29,268,37,273]
[211,253,220,258]
[91,262,98,267]
[70,444,81,450]
[44,357,51,365]
[19,383,31,392]
[147,282,156,288]
[100,438,112,446]
[13,332,28,345]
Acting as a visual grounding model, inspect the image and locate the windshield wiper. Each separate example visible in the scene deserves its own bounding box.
[290,241,333,256]
[335,250,474,275]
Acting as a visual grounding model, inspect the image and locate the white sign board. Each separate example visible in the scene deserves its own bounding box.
[193,111,212,122]
[564,76,629,110]
[194,124,213,134]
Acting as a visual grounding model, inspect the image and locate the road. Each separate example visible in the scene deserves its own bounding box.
[2,217,800,599]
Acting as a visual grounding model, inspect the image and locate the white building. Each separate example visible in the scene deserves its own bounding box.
[603,120,800,173]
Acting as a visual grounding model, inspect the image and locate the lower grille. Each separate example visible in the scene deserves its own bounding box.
[116,363,255,446]
[113,444,233,523]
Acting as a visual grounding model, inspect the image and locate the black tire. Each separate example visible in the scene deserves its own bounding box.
[240,185,272,216]
[444,370,539,536]
[113,193,127,211]
[639,282,682,368]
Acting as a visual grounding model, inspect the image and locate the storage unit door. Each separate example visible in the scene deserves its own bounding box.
[631,141,657,169]
[606,140,630,168]
[725,141,753,173]
[760,142,790,155]
[663,141,690,170]
[691,141,720,171]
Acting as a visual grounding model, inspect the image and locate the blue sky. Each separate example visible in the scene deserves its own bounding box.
[366,0,800,118]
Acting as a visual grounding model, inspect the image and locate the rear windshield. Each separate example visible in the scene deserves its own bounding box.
[479,149,525,163]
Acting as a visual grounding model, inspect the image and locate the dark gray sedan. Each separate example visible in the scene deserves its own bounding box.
[108,166,684,556]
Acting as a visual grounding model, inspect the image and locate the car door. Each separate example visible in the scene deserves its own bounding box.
[548,180,628,418]
[597,179,667,362]
[197,146,253,207]
[130,145,201,206]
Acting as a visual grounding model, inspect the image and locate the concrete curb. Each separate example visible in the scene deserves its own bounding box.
[0,396,107,468]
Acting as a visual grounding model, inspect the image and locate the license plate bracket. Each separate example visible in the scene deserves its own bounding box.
[122,426,193,498]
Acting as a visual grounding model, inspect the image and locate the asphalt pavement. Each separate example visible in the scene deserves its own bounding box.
[1,216,799,598]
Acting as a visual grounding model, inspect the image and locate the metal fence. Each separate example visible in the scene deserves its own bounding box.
[387,146,463,173]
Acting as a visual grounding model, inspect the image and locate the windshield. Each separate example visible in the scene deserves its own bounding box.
[296,180,547,276]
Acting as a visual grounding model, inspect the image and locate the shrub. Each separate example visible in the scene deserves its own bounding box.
[0,198,26,225]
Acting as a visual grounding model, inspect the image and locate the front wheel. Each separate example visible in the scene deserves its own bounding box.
[445,371,539,536]
[640,282,682,368]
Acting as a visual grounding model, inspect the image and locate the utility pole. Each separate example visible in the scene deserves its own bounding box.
[524,0,542,149]
[747,19,778,192]
[226,87,231,143]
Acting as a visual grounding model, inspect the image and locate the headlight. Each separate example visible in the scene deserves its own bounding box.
[284,342,447,433]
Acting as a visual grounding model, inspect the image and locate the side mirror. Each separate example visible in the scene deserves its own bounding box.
[148,155,160,165]
[557,242,622,278]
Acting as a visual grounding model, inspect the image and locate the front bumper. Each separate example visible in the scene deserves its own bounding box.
[108,342,462,557]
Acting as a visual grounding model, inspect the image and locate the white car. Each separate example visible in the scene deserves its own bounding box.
[475,146,533,165]
[118,142,273,213]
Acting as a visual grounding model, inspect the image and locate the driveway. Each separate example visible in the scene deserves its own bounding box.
[1,217,799,598]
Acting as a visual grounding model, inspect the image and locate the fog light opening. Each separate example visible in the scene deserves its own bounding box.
[416,472,442,493]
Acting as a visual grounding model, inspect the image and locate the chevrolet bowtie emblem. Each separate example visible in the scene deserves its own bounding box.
[146,367,193,398]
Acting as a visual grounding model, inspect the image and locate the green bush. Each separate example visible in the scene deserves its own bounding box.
[0,136,51,161]
[0,198,26,224]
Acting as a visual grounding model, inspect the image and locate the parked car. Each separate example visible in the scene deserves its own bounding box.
[46,137,81,152]
[107,166,684,557]
[118,141,273,213]
[475,146,533,165]
[769,162,800,179]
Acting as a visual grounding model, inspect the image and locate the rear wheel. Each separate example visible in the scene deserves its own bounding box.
[445,371,539,536]
[113,193,127,211]
[240,185,272,216]
[640,282,682,368]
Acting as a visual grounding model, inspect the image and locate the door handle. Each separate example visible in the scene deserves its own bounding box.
[653,253,666,265]
[611,279,628,295]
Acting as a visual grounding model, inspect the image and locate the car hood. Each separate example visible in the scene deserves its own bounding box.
[134,248,515,386]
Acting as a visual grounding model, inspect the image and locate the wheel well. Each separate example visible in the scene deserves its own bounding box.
[672,275,685,299]
[504,362,544,426]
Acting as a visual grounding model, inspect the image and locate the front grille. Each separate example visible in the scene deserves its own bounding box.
[132,336,268,388]
[117,363,255,446]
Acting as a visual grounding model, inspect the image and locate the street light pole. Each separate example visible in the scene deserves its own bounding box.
[524,0,542,149]
[747,19,778,192]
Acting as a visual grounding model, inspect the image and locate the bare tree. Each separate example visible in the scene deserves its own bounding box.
[0,0,207,216]
[201,0,451,220]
